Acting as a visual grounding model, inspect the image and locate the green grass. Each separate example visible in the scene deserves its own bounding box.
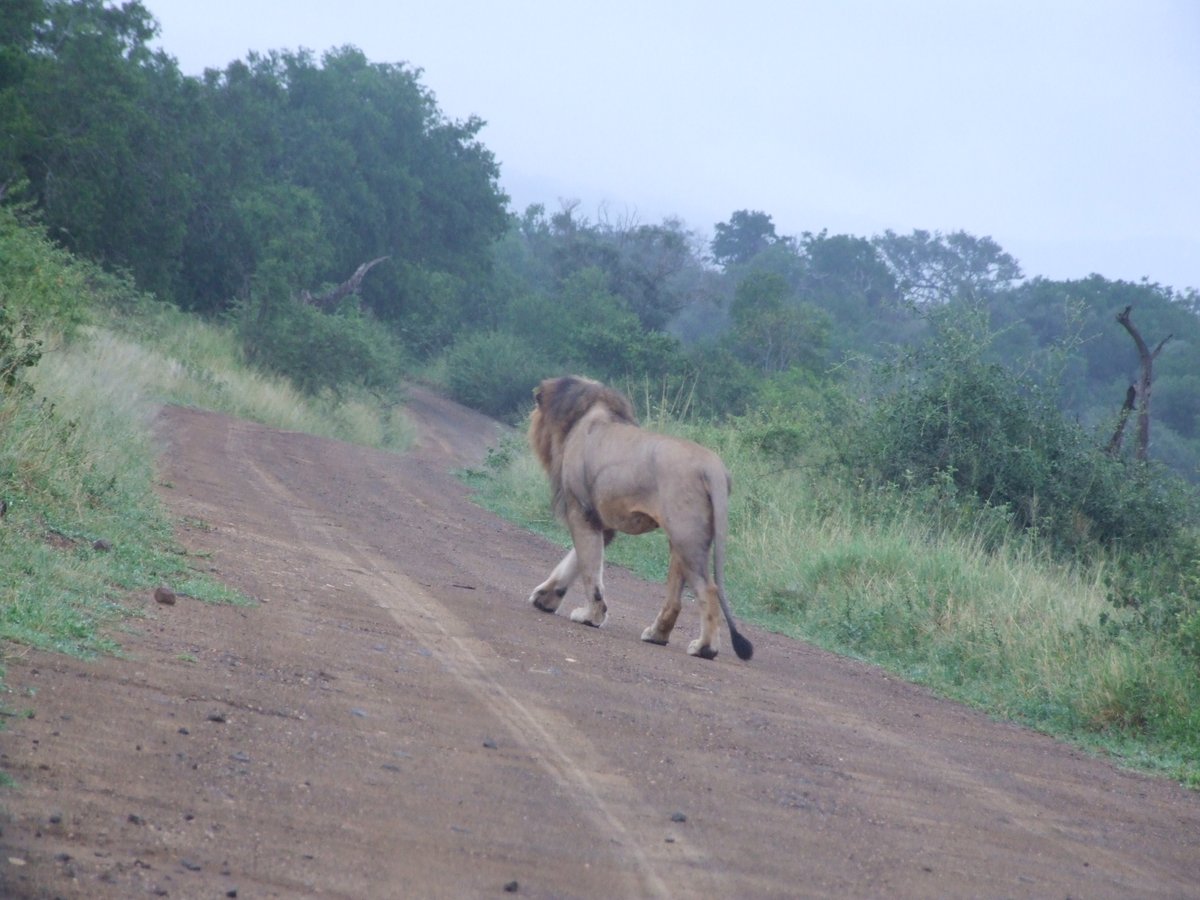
[95,301,417,450]
[462,421,1200,788]
[0,316,416,662]
[0,211,414,684]
[0,335,247,661]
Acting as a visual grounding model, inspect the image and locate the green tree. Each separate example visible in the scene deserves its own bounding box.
[181,46,507,324]
[233,183,331,297]
[443,330,548,421]
[6,0,194,298]
[873,229,1022,306]
[511,203,702,332]
[791,230,908,356]
[799,231,899,315]
[0,0,44,188]
[729,271,829,374]
[506,267,682,381]
[711,210,779,268]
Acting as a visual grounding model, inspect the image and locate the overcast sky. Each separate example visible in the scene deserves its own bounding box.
[145,1,1199,291]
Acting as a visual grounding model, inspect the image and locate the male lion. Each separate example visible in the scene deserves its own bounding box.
[526,376,753,661]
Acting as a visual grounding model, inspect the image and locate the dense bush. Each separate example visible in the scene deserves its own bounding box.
[442,331,549,421]
[0,304,41,392]
[0,204,92,332]
[852,305,1196,553]
[234,290,407,397]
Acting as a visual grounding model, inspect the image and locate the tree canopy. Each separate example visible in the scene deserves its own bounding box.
[2,1,1198,484]
[1,1,509,319]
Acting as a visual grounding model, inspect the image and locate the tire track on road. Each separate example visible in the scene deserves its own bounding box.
[227,419,689,898]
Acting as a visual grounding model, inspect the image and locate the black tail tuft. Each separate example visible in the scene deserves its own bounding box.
[730,628,754,661]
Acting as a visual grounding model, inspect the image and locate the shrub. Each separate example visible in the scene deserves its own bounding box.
[852,304,1196,554]
[0,304,42,393]
[0,204,92,333]
[234,290,407,397]
[443,331,550,421]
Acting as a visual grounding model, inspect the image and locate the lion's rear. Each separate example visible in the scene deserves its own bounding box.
[528,375,752,661]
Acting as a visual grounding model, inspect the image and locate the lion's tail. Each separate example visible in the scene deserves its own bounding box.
[710,466,753,661]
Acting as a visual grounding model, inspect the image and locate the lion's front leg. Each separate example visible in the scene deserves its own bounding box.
[565,516,608,628]
[529,548,578,613]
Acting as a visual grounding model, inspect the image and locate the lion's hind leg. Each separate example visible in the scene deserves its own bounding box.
[658,539,722,659]
[686,586,722,659]
[529,548,578,613]
[641,553,684,646]
[681,563,722,660]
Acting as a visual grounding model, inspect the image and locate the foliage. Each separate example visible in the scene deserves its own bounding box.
[2,5,508,328]
[873,228,1023,305]
[676,345,762,419]
[465,403,1200,784]
[0,303,41,392]
[1104,531,1200,638]
[711,209,780,268]
[438,264,692,421]
[0,203,92,332]
[180,46,508,322]
[4,5,1196,479]
[2,0,194,299]
[728,271,830,374]
[442,330,549,422]
[851,303,1196,553]
[394,267,476,357]
[233,289,407,398]
[507,203,705,333]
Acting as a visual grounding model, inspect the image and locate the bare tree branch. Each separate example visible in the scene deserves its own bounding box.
[1106,384,1137,457]
[301,257,389,311]
[1115,305,1172,461]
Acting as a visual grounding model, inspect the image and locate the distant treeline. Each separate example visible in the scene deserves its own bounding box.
[3,1,1199,487]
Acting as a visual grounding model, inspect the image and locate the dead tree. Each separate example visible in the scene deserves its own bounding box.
[300,256,389,311]
[1113,305,1172,461]
[1105,385,1137,457]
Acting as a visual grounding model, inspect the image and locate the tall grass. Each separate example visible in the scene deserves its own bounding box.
[1,315,415,657]
[97,302,416,450]
[463,417,1200,786]
[1,211,413,675]
[0,342,237,660]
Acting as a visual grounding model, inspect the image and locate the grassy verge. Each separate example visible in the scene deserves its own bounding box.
[462,421,1200,788]
[0,341,241,665]
[0,209,414,692]
[97,298,416,451]
[1,317,415,663]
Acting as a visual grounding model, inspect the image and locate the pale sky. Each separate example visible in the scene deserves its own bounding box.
[145,1,1199,292]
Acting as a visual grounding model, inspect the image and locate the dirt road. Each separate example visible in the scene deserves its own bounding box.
[2,388,1198,898]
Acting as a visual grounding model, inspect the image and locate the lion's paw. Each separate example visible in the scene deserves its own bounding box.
[529,588,563,613]
[641,626,669,645]
[687,639,718,660]
[569,606,605,627]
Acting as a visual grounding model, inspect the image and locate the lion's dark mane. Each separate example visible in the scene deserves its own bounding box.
[529,376,637,525]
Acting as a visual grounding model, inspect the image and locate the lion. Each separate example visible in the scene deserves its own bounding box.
[526,375,753,661]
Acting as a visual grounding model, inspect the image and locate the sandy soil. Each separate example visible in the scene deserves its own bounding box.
[1,386,1197,899]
